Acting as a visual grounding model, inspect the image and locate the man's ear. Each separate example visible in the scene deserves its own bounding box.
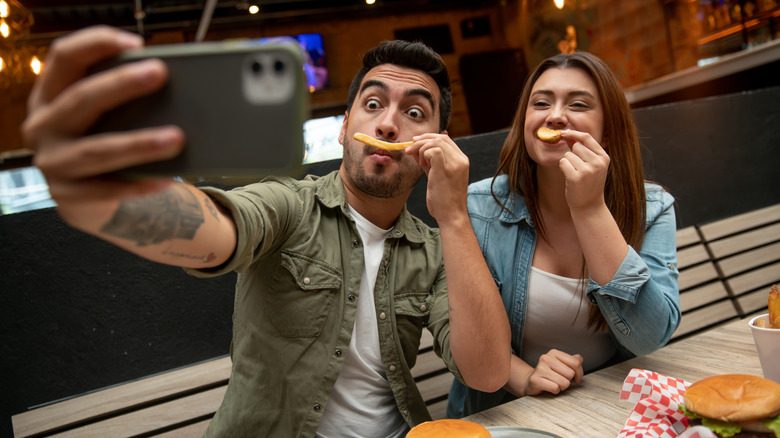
[338,111,349,144]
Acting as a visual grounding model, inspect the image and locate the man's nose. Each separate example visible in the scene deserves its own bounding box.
[375,108,400,140]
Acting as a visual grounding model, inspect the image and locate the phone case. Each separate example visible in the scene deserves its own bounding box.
[90,38,309,182]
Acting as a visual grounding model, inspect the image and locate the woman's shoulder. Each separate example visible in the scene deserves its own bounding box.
[644,182,675,220]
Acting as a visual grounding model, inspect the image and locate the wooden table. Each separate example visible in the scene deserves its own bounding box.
[465,316,764,437]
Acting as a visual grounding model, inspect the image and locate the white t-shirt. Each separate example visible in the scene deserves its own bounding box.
[521,267,616,372]
[315,206,408,438]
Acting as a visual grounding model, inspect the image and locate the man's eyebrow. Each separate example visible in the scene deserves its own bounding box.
[405,88,436,111]
[359,79,437,110]
[359,79,388,96]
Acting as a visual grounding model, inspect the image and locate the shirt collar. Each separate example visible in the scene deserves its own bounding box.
[312,170,428,244]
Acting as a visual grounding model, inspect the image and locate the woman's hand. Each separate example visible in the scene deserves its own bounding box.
[558,129,610,213]
[506,350,584,397]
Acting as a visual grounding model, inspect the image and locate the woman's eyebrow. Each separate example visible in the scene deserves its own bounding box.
[532,89,596,99]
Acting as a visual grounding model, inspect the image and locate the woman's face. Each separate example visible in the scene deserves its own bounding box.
[523,67,604,168]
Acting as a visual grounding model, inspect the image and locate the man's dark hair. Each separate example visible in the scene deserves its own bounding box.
[346,40,452,132]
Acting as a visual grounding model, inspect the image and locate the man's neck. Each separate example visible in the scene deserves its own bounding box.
[339,169,407,230]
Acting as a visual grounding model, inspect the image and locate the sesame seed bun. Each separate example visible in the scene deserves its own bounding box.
[684,374,780,423]
[407,419,492,438]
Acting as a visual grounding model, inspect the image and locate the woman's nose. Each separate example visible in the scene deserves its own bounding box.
[546,104,567,127]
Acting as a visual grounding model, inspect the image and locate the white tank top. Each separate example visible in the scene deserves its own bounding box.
[521,267,616,372]
[316,206,408,438]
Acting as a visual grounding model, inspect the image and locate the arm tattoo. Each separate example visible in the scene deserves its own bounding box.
[204,197,220,222]
[101,186,205,246]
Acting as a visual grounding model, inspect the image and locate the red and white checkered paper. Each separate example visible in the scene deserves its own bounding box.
[616,369,717,438]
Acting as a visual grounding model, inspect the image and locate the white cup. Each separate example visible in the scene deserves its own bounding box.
[749,313,780,383]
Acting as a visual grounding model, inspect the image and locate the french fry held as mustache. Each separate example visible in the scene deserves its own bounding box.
[353,132,414,151]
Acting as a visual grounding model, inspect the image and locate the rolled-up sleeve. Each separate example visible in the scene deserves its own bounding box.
[586,188,681,356]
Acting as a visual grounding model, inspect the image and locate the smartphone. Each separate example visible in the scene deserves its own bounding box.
[90,38,309,182]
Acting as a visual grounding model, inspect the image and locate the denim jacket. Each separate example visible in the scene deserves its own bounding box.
[447,175,681,418]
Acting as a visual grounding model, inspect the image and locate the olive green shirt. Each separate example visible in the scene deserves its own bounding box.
[187,171,461,437]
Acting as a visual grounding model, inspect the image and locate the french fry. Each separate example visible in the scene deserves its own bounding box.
[755,318,767,328]
[353,132,414,151]
[769,285,780,329]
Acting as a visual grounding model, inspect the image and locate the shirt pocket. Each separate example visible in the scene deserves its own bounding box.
[263,250,342,338]
[393,292,433,364]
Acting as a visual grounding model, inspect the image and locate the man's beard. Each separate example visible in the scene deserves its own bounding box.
[343,142,423,199]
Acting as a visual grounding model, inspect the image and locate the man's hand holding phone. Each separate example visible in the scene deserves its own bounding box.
[23,26,185,229]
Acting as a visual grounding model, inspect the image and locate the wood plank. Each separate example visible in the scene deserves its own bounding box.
[154,419,211,437]
[50,386,226,438]
[699,203,780,241]
[676,226,700,248]
[412,350,447,379]
[726,261,780,296]
[707,222,780,259]
[678,281,729,313]
[738,289,771,315]
[416,372,454,405]
[12,356,231,438]
[678,262,719,291]
[672,300,738,339]
[717,241,780,278]
[676,244,709,270]
[419,329,434,350]
[427,399,448,421]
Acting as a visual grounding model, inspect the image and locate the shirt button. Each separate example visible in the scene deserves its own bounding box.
[335,349,342,357]
[314,403,322,412]
[379,312,387,320]
[393,230,402,237]
[389,364,396,372]
[419,304,427,312]
[352,239,360,247]
[348,294,356,302]
[383,259,389,267]
[303,277,311,285]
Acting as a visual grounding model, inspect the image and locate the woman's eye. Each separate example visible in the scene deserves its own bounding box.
[570,101,590,110]
[531,100,550,109]
[408,108,423,119]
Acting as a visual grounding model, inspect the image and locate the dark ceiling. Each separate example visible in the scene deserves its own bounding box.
[19,0,491,45]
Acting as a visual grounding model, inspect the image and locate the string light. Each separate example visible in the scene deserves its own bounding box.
[0,0,42,87]
[554,0,564,9]
[0,19,8,38]
[366,0,376,4]
[30,54,40,74]
[248,4,259,14]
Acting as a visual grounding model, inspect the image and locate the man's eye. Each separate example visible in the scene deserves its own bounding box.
[408,108,423,119]
[366,99,381,110]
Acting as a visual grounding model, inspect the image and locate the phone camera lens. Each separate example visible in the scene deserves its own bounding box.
[274,60,286,74]
[251,60,263,75]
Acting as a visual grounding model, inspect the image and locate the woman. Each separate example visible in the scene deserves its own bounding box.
[447,52,681,418]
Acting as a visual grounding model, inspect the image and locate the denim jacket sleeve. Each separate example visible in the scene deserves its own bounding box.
[586,184,681,357]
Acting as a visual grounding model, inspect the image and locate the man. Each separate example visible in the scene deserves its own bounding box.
[23,26,510,437]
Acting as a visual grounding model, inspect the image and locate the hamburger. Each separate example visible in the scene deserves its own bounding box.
[407,419,491,438]
[680,374,780,437]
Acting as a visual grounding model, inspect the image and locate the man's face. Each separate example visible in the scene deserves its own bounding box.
[339,64,441,199]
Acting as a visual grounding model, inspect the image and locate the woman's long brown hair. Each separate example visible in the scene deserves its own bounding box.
[494,52,647,331]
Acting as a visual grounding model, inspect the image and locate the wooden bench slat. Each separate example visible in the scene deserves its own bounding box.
[678,262,719,291]
[416,372,454,405]
[153,419,211,437]
[676,244,710,270]
[427,399,448,421]
[699,203,780,241]
[412,350,447,379]
[708,222,780,259]
[678,281,730,313]
[12,356,231,438]
[676,226,701,248]
[738,288,772,315]
[672,300,738,339]
[717,241,780,278]
[51,386,226,438]
[726,261,780,296]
